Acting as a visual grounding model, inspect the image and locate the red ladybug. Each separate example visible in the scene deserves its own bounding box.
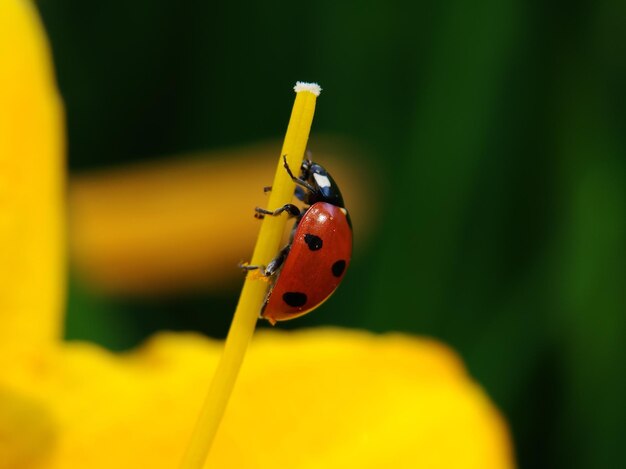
[244,155,352,325]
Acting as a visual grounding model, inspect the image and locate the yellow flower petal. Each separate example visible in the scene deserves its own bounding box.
[0,0,65,364]
[6,329,513,468]
[215,329,513,469]
[0,387,56,469]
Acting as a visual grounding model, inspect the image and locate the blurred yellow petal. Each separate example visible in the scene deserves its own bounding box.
[68,141,375,295]
[0,0,65,364]
[216,329,513,469]
[0,387,56,469]
[7,329,513,468]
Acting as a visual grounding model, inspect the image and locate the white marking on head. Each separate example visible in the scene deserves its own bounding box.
[339,208,348,216]
[313,173,331,188]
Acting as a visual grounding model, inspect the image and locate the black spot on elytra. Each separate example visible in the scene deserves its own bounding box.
[283,291,307,308]
[304,234,323,251]
[331,260,346,277]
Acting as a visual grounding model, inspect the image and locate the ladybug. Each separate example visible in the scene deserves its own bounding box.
[243,155,352,325]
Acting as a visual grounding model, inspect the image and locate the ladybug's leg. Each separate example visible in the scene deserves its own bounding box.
[238,244,290,277]
[264,244,291,276]
[263,186,272,193]
[238,262,264,272]
[254,203,301,219]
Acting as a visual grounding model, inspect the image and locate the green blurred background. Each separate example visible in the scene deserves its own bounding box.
[38,0,625,467]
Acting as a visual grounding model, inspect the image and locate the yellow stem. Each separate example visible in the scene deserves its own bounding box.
[180,82,321,469]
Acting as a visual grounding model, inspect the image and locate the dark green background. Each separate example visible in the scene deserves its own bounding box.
[38,1,625,467]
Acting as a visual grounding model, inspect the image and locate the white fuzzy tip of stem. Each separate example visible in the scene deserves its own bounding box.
[294,81,322,96]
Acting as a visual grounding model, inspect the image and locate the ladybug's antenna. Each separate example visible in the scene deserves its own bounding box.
[304,150,313,168]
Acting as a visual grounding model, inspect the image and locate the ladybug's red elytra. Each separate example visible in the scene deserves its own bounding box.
[242,155,352,325]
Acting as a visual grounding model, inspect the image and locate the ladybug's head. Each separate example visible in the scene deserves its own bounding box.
[298,160,346,209]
